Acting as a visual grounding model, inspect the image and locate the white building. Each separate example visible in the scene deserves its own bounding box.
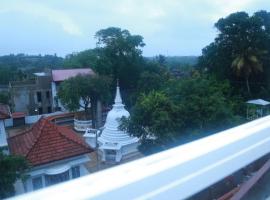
[8,117,93,194]
[97,85,139,162]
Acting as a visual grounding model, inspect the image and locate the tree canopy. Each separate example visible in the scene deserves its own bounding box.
[58,74,111,127]
[123,76,243,153]
[0,152,28,198]
[198,10,270,98]
[94,27,145,89]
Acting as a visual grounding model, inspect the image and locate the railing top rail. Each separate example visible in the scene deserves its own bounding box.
[11,116,270,200]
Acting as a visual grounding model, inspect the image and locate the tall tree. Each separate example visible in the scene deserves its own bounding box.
[231,47,264,95]
[198,11,270,97]
[0,152,28,198]
[94,27,145,90]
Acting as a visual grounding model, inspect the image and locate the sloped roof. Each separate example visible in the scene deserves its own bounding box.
[0,103,11,119]
[52,68,94,82]
[8,117,92,166]
[12,112,25,119]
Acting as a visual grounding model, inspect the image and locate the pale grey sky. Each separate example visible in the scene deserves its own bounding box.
[0,0,269,57]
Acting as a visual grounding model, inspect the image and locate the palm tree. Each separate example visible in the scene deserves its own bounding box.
[231,47,265,95]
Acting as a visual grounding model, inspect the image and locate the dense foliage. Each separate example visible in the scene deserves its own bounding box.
[123,76,244,153]
[0,152,28,198]
[58,75,111,127]
[198,10,270,98]
[0,92,9,105]
[0,54,63,84]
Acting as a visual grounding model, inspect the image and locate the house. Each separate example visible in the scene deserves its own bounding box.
[51,68,95,112]
[0,103,11,152]
[9,72,53,115]
[8,117,93,194]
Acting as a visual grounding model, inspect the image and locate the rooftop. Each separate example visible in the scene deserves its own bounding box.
[52,68,95,82]
[8,117,93,166]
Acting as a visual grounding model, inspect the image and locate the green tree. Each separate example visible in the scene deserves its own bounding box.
[0,152,28,198]
[94,27,145,90]
[123,76,242,154]
[58,75,111,128]
[0,92,9,104]
[166,76,242,134]
[121,91,181,154]
[231,47,265,95]
[198,11,270,97]
[63,49,99,69]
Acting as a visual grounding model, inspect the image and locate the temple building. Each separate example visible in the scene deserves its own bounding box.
[97,85,139,162]
[8,117,93,194]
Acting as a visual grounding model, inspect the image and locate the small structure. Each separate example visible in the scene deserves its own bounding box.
[246,99,270,120]
[12,112,26,127]
[8,117,93,194]
[97,85,139,163]
[0,103,11,151]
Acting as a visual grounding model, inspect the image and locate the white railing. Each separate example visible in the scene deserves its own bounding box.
[11,116,270,200]
[74,119,92,132]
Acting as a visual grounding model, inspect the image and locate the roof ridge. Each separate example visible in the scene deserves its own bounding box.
[24,117,49,157]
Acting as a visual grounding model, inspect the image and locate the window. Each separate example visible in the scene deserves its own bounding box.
[46,91,50,99]
[37,91,42,102]
[32,176,43,190]
[38,107,43,114]
[47,106,52,113]
[45,171,70,186]
[71,166,80,179]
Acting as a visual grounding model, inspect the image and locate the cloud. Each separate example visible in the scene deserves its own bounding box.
[0,0,83,36]
[0,0,268,56]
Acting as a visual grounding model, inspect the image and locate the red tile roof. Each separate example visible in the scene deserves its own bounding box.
[8,117,93,166]
[0,104,11,119]
[52,68,95,82]
[12,112,26,119]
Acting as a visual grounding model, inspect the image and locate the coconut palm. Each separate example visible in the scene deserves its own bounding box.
[231,47,265,95]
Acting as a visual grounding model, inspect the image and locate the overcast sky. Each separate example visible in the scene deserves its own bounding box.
[0,0,269,57]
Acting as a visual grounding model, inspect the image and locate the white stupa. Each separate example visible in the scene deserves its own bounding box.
[98,84,139,162]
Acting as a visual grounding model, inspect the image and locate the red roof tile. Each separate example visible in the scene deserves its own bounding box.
[8,117,93,166]
[52,68,95,82]
[0,104,11,119]
[12,112,25,119]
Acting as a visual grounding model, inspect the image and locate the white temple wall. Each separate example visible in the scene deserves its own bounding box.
[122,143,139,156]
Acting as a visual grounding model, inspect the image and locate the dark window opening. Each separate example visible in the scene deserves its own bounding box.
[37,92,42,102]
[72,166,80,179]
[45,171,70,186]
[38,107,43,114]
[47,106,52,113]
[46,91,50,99]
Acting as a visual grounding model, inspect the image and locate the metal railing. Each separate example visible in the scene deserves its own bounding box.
[11,116,270,200]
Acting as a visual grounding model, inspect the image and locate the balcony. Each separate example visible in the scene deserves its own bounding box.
[74,119,92,132]
[11,116,270,200]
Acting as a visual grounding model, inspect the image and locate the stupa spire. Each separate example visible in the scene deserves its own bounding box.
[114,79,123,105]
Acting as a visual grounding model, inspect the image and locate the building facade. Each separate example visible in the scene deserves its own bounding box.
[8,117,93,194]
[9,73,53,115]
